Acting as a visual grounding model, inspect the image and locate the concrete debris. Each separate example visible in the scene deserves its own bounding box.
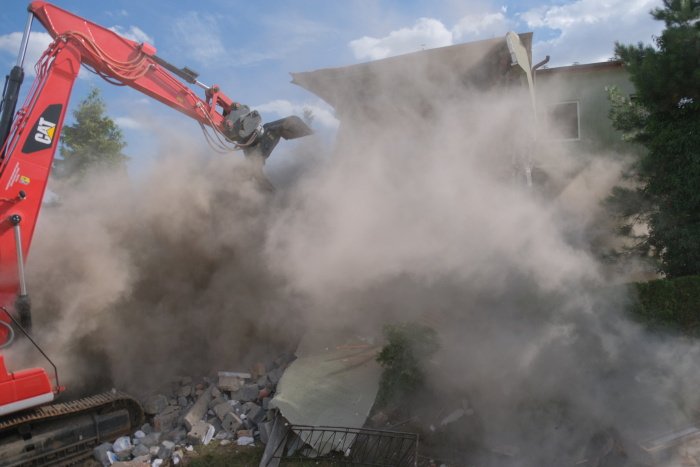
[187,420,215,446]
[184,386,213,431]
[177,385,192,398]
[111,459,150,467]
[143,395,168,416]
[153,405,180,432]
[157,440,175,460]
[93,442,113,466]
[113,354,294,465]
[132,443,150,458]
[234,383,260,402]
[140,432,161,448]
[218,371,255,393]
[237,436,255,446]
[213,401,234,421]
[113,436,132,453]
[222,411,243,433]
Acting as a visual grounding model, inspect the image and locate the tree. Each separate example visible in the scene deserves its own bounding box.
[608,0,700,277]
[58,88,128,180]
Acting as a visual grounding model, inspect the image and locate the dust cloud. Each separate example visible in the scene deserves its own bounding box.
[10,46,700,465]
[15,132,305,397]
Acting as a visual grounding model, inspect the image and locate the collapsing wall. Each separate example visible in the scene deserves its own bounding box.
[279,35,700,465]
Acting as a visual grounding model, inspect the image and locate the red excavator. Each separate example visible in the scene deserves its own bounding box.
[0,2,310,464]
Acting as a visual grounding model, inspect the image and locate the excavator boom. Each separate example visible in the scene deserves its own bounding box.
[0,2,310,463]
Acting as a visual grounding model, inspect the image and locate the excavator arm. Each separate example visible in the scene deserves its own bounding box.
[0,0,310,423]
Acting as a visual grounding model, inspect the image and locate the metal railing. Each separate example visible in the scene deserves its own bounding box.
[264,424,419,466]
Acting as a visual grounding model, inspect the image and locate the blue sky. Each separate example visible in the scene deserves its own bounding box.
[0,0,663,169]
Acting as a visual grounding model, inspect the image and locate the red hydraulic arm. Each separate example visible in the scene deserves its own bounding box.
[0,1,310,413]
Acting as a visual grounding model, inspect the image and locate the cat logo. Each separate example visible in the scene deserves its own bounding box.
[22,103,62,154]
[34,117,56,145]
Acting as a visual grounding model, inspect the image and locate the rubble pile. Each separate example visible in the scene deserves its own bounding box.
[92,353,294,466]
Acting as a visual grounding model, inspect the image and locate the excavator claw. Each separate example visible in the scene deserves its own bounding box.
[245,115,313,161]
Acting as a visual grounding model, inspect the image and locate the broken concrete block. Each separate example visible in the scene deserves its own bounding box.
[237,436,255,446]
[132,443,150,458]
[218,375,242,392]
[243,402,265,424]
[187,421,215,446]
[165,428,187,444]
[222,411,243,434]
[234,384,260,402]
[113,435,132,453]
[214,430,232,441]
[111,460,149,467]
[93,442,113,466]
[211,386,221,398]
[213,401,234,421]
[262,397,271,410]
[141,423,152,434]
[143,394,168,415]
[237,429,253,438]
[115,448,132,462]
[157,440,175,460]
[153,405,181,432]
[177,385,192,398]
[209,417,223,434]
[184,386,212,431]
[208,395,227,410]
[232,402,245,416]
[140,432,161,448]
[178,396,188,407]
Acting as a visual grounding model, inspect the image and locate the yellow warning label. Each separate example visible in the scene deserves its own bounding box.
[19,176,30,185]
[46,126,55,140]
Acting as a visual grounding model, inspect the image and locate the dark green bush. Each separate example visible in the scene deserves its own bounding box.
[376,322,439,407]
[630,275,700,334]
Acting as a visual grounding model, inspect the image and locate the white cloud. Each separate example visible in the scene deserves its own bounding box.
[255,99,339,130]
[349,10,514,61]
[452,12,513,41]
[105,9,129,18]
[172,12,225,64]
[0,31,53,75]
[521,0,663,65]
[349,18,453,61]
[108,25,154,45]
[114,116,142,130]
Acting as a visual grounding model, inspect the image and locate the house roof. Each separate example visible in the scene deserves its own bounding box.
[536,60,625,76]
[290,33,533,114]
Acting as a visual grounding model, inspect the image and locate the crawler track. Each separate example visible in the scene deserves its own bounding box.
[0,391,144,466]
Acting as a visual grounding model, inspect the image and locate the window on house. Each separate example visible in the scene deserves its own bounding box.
[548,101,580,140]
